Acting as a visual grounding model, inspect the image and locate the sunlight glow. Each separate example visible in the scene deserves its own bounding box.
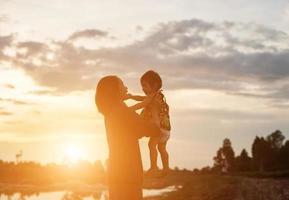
[63,143,83,163]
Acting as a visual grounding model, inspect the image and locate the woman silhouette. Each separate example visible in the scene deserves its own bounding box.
[95,76,161,200]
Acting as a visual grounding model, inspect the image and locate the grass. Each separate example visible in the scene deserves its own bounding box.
[144,172,289,200]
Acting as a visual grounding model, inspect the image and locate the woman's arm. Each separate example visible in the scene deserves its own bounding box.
[129,102,146,111]
[129,94,146,101]
[124,105,160,138]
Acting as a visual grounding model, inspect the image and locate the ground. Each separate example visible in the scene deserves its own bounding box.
[144,172,289,200]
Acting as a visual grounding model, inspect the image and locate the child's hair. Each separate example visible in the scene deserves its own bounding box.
[141,70,162,90]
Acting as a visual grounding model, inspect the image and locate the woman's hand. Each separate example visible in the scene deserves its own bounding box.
[123,93,133,100]
[153,91,164,105]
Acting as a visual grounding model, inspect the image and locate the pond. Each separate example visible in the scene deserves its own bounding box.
[0,186,178,200]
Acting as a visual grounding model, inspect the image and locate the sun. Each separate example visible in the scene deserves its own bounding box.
[63,143,83,163]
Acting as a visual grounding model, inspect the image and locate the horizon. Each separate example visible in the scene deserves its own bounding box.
[1,0,289,170]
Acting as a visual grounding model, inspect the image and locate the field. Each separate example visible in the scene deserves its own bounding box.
[144,172,289,200]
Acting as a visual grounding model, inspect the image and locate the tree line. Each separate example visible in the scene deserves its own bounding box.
[211,130,289,174]
[0,160,105,184]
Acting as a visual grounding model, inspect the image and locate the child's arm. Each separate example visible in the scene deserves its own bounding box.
[129,95,153,111]
[129,94,146,101]
[123,93,145,101]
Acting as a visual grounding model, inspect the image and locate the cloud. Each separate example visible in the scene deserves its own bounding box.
[174,107,283,122]
[0,111,13,116]
[284,5,289,21]
[0,98,33,105]
[0,107,13,116]
[68,29,108,41]
[29,89,58,95]
[3,19,289,106]
[0,34,13,49]
[17,41,48,57]
[0,14,9,23]
[11,41,112,93]
[0,15,9,23]
[136,25,143,32]
[0,34,13,59]
[2,84,15,89]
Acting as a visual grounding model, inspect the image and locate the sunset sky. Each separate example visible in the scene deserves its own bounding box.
[0,0,289,169]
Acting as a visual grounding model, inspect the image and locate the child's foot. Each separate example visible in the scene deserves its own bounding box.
[145,167,159,177]
[159,168,171,177]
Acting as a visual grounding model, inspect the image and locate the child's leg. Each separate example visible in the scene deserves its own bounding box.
[148,137,159,170]
[157,142,169,170]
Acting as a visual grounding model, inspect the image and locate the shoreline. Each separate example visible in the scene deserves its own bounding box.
[1,173,289,200]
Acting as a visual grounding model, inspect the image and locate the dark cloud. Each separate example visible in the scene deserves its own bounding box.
[68,29,108,41]
[11,41,115,93]
[252,24,288,41]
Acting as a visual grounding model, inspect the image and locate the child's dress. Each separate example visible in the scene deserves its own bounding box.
[141,91,171,143]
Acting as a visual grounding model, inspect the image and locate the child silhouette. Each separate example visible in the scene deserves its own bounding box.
[127,70,171,176]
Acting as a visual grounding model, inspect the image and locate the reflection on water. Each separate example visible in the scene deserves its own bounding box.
[143,186,178,197]
[62,191,105,200]
[0,186,177,200]
[0,191,106,200]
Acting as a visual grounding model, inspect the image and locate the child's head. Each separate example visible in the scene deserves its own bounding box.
[140,70,162,95]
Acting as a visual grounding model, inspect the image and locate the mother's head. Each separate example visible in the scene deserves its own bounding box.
[95,76,128,115]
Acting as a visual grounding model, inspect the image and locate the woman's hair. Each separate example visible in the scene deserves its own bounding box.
[141,70,162,90]
[95,75,121,115]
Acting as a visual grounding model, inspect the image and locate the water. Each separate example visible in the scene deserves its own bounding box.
[0,186,177,200]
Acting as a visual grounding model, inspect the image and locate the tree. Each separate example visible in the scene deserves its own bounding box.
[200,166,211,174]
[235,149,252,172]
[279,140,289,170]
[265,130,285,170]
[266,130,285,150]
[222,139,235,172]
[252,135,277,171]
[212,138,235,173]
[213,148,224,172]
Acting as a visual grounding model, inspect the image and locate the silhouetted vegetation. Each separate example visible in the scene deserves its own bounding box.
[213,138,235,173]
[0,160,105,185]
[195,130,289,177]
